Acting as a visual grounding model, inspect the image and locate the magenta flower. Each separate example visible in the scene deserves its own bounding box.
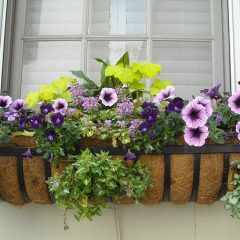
[117,102,134,116]
[228,91,240,114]
[153,86,175,103]
[53,98,68,114]
[9,99,25,112]
[184,126,209,147]
[81,97,99,110]
[192,97,213,117]
[182,101,208,129]
[0,96,12,108]
[99,88,118,107]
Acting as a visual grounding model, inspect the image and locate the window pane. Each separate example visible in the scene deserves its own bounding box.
[87,41,147,83]
[21,41,81,98]
[25,0,83,36]
[152,0,211,37]
[152,41,212,99]
[88,0,146,35]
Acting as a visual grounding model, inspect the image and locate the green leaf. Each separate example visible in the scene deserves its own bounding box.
[116,52,130,66]
[71,70,99,89]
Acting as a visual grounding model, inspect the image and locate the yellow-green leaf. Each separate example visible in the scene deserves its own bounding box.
[129,81,146,90]
[39,85,55,101]
[150,79,172,95]
[51,76,74,92]
[139,62,161,78]
[25,92,40,108]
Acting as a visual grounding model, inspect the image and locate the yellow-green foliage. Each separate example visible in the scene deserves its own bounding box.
[105,59,172,94]
[25,76,74,108]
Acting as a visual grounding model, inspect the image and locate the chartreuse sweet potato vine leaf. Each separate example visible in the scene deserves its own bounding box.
[25,76,74,107]
[132,62,161,78]
[150,79,173,95]
[105,64,142,84]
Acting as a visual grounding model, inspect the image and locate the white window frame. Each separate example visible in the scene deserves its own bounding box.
[8,0,231,98]
[228,0,240,92]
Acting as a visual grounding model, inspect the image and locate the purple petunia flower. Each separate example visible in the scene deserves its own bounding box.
[153,86,175,103]
[236,122,240,134]
[51,112,64,127]
[165,97,184,114]
[45,130,56,142]
[4,111,19,121]
[228,91,240,114]
[142,102,156,109]
[116,120,126,128]
[192,96,213,117]
[141,105,159,124]
[22,149,33,159]
[139,122,152,133]
[215,113,222,124]
[29,115,44,129]
[9,99,25,112]
[104,120,112,128]
[40,104,54,115]
[19,117,28,129]
[184,126,209,147]
[182,101,209,129]
[99,88,118,107]
[0,96,12,108]
[129,119,142,137]
[125,152,137,160]
[81,97,99,110]
[202,83,221,98]
[117,102,134,116]
[53,98,68,115]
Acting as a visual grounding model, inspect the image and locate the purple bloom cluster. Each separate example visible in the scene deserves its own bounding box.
[117,101,134,116]
[4,99,26,121]
[215,113,222,124]
[165,97,184,114]
[129,119,142,137]
[228,91,240,114]
[116,120,126,128]
[184,126,209,147]
[0,96,12,108]
[104,120,112,128]
[69,83,87,104]
[40,104,54,115]
[115,88,127,102]
[202,83,221,99]
[51,112,64,127]
[45,129,56,142]
[182,97,213,147]
[139,102,159,133]
[53,98,68,115]
[182,101,209,129]
[30,114,44,129]
[99,88,118,107]
[81,97,99,110]
[153,86,175,103]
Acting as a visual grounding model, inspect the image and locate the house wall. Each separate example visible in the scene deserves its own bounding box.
[0,201,239,240]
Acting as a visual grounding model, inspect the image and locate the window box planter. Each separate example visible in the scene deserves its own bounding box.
[0,136,238,206]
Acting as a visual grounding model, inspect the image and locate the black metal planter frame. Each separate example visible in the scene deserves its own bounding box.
[0,144,240,204]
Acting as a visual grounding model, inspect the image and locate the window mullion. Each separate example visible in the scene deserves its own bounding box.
[81,0,89,75]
